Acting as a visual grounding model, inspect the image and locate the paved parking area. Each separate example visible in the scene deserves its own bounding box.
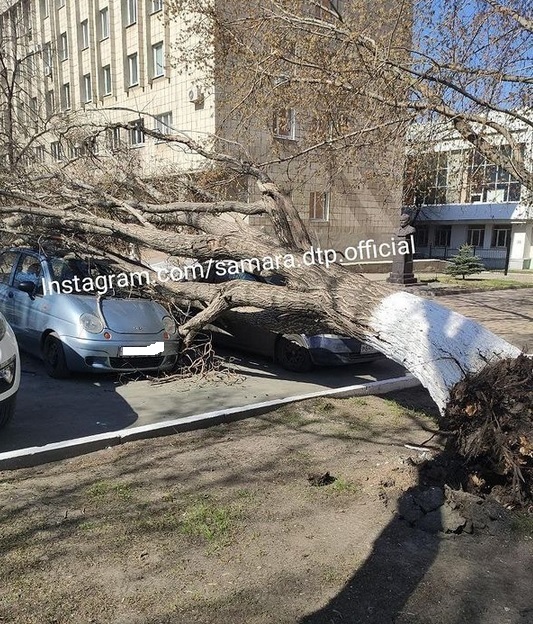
[436,288,533,352]
[0,351,408,455]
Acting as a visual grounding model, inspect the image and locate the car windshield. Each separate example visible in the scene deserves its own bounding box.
[46,256,144,297]
[48,257,115,282]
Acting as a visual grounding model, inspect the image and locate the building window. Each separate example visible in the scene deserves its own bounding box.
[106,127,122,151]
[152,42,164,77]
[61,83,71,110]
[154,112,172,136]
[51,141,63,161]
[41,0,49,18]
[102,65,112,95]
[309,191,330,221]
[130,119,144,145]
[414,225,429,248]
[45,89,54,116]
[491,226,511,248]
[468,148,522,203]
[83,73,92,103]
[35,145,46,161]
[467,226,485,248]
[80,19,89,49]
[151,0,163,12]
[126,0,137,25]
[59,32,68,60]
[273,108,296,140]
[434,225,452,247]
[405,152,449,206]
[128,53,138,86]
[57,0,65,8]
[43,42,52,75]
[100,7,110,39]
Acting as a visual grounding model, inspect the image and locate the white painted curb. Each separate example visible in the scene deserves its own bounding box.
[0,374,420,470]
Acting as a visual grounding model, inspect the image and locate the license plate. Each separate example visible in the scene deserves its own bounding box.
[120,342,164,356]
[360,343,377,355]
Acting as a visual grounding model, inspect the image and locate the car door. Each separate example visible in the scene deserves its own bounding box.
[0,251,21,326]
[8,253,46,353]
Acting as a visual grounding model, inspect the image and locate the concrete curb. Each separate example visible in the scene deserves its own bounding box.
[0,374,420,470]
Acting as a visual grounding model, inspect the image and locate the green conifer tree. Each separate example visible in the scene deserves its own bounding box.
[445,244,485,280]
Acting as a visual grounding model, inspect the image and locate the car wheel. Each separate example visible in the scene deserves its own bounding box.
[0,394,16,430]
[275,335,313,373]
[43,334,71,379]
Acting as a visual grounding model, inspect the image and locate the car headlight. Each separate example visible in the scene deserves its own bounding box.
[162,315,177,335]
[0,355,16,387]
[80,313,104,334]
[0,316,6,341]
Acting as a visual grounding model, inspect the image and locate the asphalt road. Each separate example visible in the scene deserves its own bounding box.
[0,350,408,454]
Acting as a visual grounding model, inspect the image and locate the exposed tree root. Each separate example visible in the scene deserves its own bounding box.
[445,354,533,507]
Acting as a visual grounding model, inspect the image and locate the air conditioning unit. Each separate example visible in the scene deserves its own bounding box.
[188,85,203,104]
[470,193,483,203]
[44,65,52,77]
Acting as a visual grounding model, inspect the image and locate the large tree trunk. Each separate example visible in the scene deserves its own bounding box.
[363,291,521,412]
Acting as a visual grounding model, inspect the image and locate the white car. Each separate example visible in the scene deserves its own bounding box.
[0,312,20,429]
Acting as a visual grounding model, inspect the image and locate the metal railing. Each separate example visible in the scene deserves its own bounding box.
[415,245,508,270]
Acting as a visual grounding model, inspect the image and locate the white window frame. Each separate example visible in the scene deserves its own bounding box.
[152,42,164,78]
[151,0,163,12]
[491,226,511,248]
[102,65,112,95]
[273,108,296,140]
[83,73,92,103]
[130,120,145,146]
[51,141,63,161]
[466,226,485,248]
[41,0,50,18]
[57,0,65,8]
[309,191,330,221]
[128,53,139,86]
[61,82,71,110]
[59,32,68,60]
[100,7,110,40]
[126,0,137,25]
[80,19,89,49]
[154,112,172,137]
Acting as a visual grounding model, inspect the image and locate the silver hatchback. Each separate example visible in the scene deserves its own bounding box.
[0,248,180,378]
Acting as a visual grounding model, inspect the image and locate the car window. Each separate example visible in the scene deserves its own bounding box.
[48,257,115,282]
[13,254,44,294]
[0,252,19,285]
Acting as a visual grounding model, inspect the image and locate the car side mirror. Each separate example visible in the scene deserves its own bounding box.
[18,280,37,298]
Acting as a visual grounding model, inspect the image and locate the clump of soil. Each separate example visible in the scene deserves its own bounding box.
[445,354,533,507]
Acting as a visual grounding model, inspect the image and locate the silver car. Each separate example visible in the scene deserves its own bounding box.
[0,312,20,428]
[0,248,180,378]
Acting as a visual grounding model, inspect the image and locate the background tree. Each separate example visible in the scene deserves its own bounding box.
[445,244,485,279]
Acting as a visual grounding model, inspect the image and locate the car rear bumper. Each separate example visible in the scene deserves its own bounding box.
[58,334,180,373]
[304,335,383,367]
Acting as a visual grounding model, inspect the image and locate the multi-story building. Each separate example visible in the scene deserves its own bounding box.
[0,0,405,252]
[405,120,533,271]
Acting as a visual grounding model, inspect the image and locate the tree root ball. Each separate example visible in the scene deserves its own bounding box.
[445,354,533,507]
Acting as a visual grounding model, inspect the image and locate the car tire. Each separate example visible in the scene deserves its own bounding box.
[42,334,71,379]
[275,335,313,373]
[0,393,16,430]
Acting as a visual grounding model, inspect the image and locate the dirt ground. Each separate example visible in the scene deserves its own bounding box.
[1,387,532,624]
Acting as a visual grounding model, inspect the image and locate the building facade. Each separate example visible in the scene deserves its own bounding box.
[1,0,404,252]
[406,122,533,271]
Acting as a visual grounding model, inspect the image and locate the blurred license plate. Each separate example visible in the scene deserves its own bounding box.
[120,342,164,356]
[360,344,377,354]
